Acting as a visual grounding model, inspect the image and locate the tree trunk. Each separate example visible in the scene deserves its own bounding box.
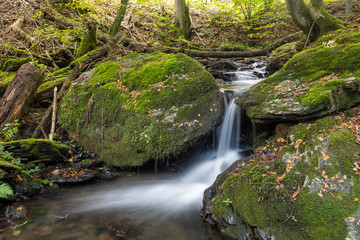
[286,0,343,41]
[286,0,319,41]
[175,0,192,40]
[346,0,353,16]
[0,64,44,128]
[308,0,344,35]
[109,0,128,37]
[76,19,97,57]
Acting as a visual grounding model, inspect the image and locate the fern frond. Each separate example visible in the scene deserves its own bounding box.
[0,183,13,198]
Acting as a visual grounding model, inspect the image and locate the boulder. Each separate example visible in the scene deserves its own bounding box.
[203,112,360,240]
[59,52,223,167]
[266,42,298,74]
[238,26,360,124]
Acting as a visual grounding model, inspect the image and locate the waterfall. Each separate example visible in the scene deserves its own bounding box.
[67,60,266,218]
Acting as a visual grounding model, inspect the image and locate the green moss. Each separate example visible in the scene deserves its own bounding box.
[37,77,66,92]
[328,129,360,176]
[87,61,120,86]
[0,71,15,94]
[1,58,29,71]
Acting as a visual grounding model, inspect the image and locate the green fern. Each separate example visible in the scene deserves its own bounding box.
[0,183,13,198]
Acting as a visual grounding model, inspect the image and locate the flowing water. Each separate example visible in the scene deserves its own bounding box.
[4,60,266,240]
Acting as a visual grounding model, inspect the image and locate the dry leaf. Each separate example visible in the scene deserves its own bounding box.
[318,136,324,142]
[294,139,303,149]
[348,217,356,222]
[321,151,330,161]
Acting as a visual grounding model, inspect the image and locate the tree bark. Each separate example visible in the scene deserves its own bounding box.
[0,64,44,128]
[286,0,319,41]
[308,0,343,35]
[76,19,98,57]
[286,0,343,41]
[175,0,192,40]
[346,0,353,16]
[109,0,128,37]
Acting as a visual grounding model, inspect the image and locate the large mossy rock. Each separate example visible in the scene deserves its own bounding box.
[239,26,360,123]
[203,112,360,240]
[59,52,222,167]
[0,139,70,166]
[266,42,298,74]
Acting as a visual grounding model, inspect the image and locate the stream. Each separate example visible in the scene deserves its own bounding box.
[3,60,267,240]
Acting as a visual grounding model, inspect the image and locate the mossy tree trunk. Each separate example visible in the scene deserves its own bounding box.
[175,0,192,40]
[308,0,344,35]
[286,0,343,41]
[109,0,128,37]
[76,19,97,57]
[0,64,44,128]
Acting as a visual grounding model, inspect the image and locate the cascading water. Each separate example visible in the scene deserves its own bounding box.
[6,60,267,240]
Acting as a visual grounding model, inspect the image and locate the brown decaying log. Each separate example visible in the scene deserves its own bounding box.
[0,64,44,128]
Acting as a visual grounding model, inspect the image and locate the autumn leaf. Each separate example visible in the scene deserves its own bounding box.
[277,137,286,143]
[354,198,359,201]
[294,139,303,149]
[318,136,324,142]
[347,217,356,222]
[321,151,329,161]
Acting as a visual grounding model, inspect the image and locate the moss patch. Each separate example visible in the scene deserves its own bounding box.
[0,71,15,95]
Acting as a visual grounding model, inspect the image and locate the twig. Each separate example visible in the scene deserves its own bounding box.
[45,50,59,69]
[303,21,315,50]
[49,87,58,141]
[193,29,205,46]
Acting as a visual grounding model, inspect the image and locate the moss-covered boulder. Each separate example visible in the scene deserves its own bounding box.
[239,26,360,123]
[0,139,70,166]
[58,52,222,167]
[203,111,360,240]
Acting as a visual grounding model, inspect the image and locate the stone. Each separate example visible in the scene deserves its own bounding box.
[59,52,223,167]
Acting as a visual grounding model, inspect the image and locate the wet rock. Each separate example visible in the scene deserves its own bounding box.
[5,204,27,219]
[266,42,298,74]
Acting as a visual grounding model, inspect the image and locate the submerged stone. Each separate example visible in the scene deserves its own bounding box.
[59,52,222,167]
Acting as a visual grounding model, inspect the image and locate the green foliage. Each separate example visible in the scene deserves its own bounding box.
[0,120,19,142]
[0,183,13,198]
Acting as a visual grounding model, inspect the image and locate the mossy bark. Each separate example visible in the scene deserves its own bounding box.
[308,0,344,36]
[286,0,343,41]
[109,0,128,37]
[175,0,192,40]
[76,20,97,57]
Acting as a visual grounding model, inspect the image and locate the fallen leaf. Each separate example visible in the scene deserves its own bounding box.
[318,136,324,142]
[348,217,356,222]
[321,151,330,161]
[355,198,359,202]
[294,139,303,149]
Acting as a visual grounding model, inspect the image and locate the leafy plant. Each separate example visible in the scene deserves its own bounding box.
[223,198,232,206]
[21,166,40,175]
[0,183,13,198]
[0,120,19,142]
[0,145,21,166]
[41,179,55,187]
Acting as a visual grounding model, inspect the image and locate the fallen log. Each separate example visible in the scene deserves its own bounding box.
[0,64,44,128]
